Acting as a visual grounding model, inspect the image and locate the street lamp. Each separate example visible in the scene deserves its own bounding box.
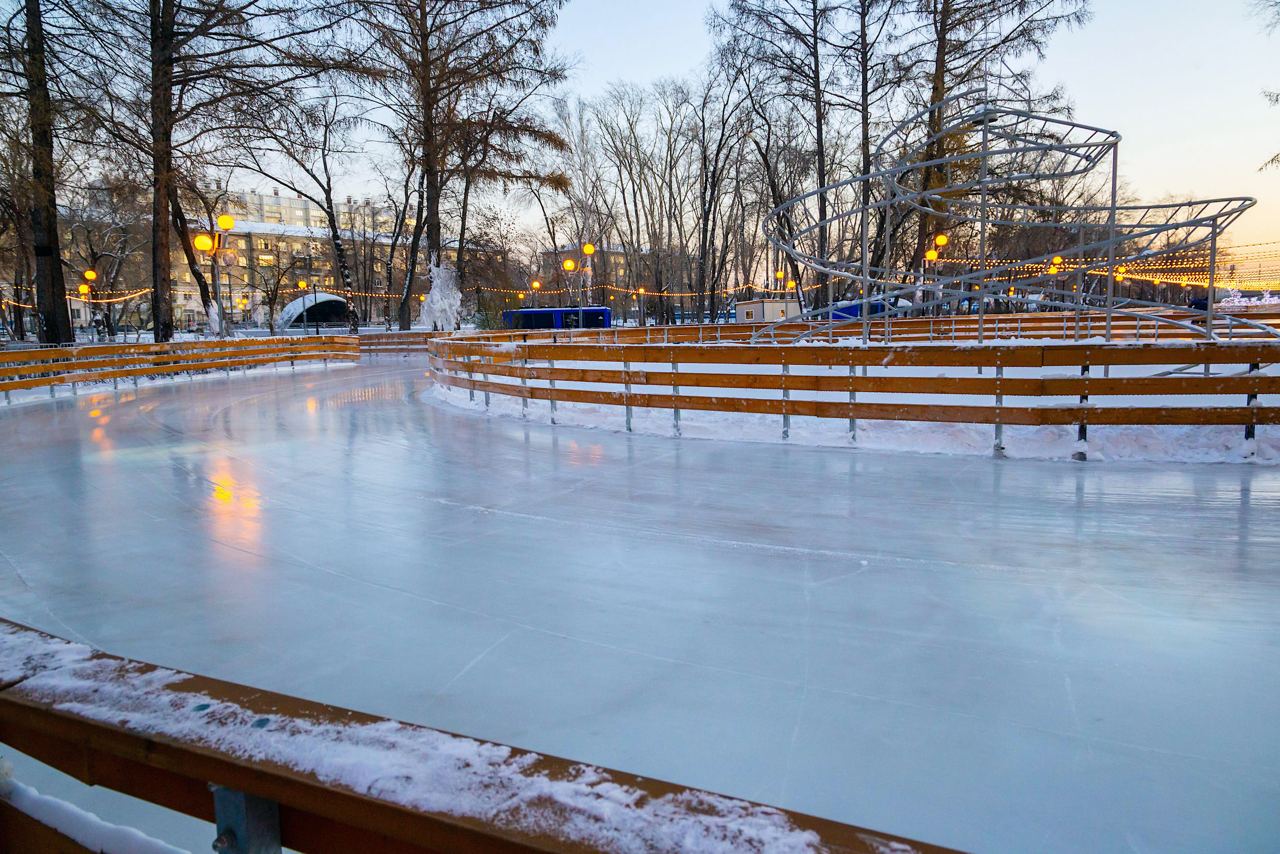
[193,214,236,335]
[637,286,646,327]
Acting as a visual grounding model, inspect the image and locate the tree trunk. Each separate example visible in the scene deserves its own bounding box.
[149,0,175,342]
[810,0,829,311]
[24,0,73,344]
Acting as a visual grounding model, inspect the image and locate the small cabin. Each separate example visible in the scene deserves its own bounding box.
[733,299,797,323]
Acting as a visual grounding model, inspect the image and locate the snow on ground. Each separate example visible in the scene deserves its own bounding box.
[0,624,823,854]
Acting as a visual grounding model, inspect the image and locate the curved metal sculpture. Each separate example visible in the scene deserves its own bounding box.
[757,91,1274,343]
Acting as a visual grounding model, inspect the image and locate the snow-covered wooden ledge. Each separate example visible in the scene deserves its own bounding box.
[0,620,950,853]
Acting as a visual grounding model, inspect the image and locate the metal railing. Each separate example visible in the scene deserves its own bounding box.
[759,90,1274,345]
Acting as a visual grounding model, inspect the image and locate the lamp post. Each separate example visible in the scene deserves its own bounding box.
[75,282,90,339]
[637,286,646,327]
[297,280,315,336]
[193,213,236,336]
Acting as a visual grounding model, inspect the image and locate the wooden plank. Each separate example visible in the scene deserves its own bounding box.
[430,355,1280,398]
[0,350,358,393]
[0,798,95,854]
[434,370,1279,427]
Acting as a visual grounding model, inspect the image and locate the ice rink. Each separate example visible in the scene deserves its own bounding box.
[2,359,1278,852]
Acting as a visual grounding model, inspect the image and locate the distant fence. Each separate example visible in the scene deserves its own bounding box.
[0,619,948,853]
[0,337,358,401]
[425,328,1280,456]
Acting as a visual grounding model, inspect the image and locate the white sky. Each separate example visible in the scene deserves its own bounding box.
[549,0,1280,247]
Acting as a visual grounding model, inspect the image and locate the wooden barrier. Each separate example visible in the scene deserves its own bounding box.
[0,619,950,853]
[0,337,359,398]
[359,331,446,354]
[423,331,1280,440]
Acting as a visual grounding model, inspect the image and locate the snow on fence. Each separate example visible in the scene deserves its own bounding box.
[0,337,359,402]
[0,619,947,854]
[424,328,1280,460]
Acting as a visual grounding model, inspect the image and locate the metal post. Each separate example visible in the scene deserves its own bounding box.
[848,362,856,443]
[1073,363,1088,462]
[671,359,680,436]
[1245,361,1259,452]
[466,354,475,402]
[1104,142,1119,342]
[623,358,633,432]
[1206,229,1218,337]
[210,785,281,854]
[520,352,528,418]
[781,362,790,440]
[548,358,557,424]
[993,363,1005,457]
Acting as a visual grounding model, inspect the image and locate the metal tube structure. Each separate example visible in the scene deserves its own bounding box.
[754,92,1266,345]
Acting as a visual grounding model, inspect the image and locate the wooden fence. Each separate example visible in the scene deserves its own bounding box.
[0,337,359,401]
[0,619,949,853]
[425,332,1280,453]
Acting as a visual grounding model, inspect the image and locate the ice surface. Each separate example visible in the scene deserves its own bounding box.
[0,357,1278,853]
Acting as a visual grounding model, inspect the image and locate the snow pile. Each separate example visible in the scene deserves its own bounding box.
[1,624,830,853]
[0,758,185,854]
[421,255,462,332]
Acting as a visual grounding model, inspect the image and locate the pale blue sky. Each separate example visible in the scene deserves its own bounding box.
[550,0,1280,245]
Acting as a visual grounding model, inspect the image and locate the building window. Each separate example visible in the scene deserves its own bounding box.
[257,254,275,266]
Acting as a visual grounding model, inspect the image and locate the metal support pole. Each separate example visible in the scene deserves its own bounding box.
[520,353,528,418]
[1073,363,1088,462]
[993,363,1005,457]
[623,358,633,432]
[548,358,557,424]
[210,785,281,854]
[848,362,856,443]
[1206,229,1218,337]
[1104,143,1119,342]
[671,359,680,436]
[466,354,475,403]
[1245,361,1259,451]
[483,356,491,409]
[781,362,790,440]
